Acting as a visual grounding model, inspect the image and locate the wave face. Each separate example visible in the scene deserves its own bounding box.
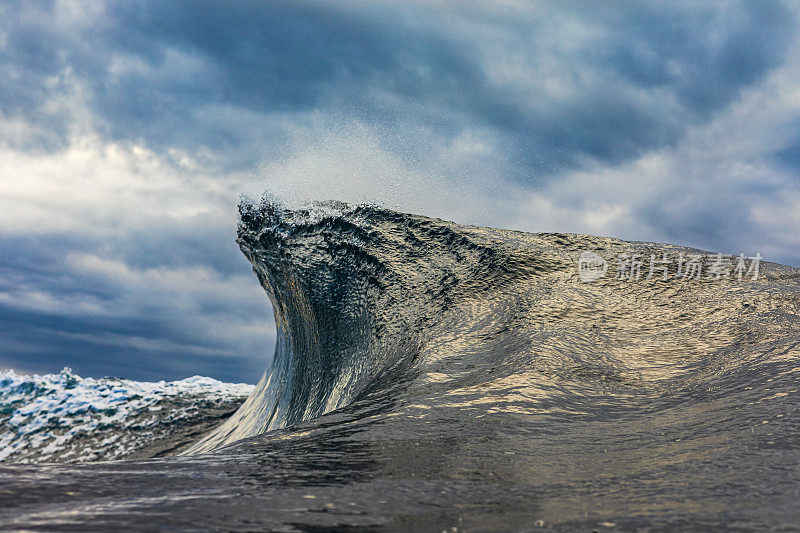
[186,200,800,458]
[0,368,252,463]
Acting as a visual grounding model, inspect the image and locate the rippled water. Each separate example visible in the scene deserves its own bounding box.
[1,201,798,531]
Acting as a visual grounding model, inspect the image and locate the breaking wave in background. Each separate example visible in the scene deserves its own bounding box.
[0,368,252,463]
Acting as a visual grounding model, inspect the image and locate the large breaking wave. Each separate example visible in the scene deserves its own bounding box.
[185,199,800,455]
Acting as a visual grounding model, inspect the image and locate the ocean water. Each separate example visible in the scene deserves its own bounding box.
[1,201,799,531]
[0,368,253,463]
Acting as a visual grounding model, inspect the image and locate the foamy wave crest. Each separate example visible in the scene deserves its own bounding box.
[0,368,254,463]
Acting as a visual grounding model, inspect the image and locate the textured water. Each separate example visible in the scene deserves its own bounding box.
[1,201,798,531]
[0,368,253,463]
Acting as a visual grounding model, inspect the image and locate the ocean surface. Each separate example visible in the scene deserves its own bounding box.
[0,368,253,463]
[1,201,799,531]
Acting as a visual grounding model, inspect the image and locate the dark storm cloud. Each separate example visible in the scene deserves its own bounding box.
[0,307,264,381]
[0,233,272,381]
[2,1,793,173]
[589,1,791,112]
[773,132,800,173]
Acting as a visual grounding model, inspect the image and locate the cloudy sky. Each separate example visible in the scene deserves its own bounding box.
[2,0,799,382]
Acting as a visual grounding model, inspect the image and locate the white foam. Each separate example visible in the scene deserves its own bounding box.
[0,368,254,463]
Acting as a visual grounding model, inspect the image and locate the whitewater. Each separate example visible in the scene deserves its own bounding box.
[0,368,253,463]
[0,200,798,531]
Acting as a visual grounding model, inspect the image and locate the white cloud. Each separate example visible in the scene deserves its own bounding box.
[0,134,251,235]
